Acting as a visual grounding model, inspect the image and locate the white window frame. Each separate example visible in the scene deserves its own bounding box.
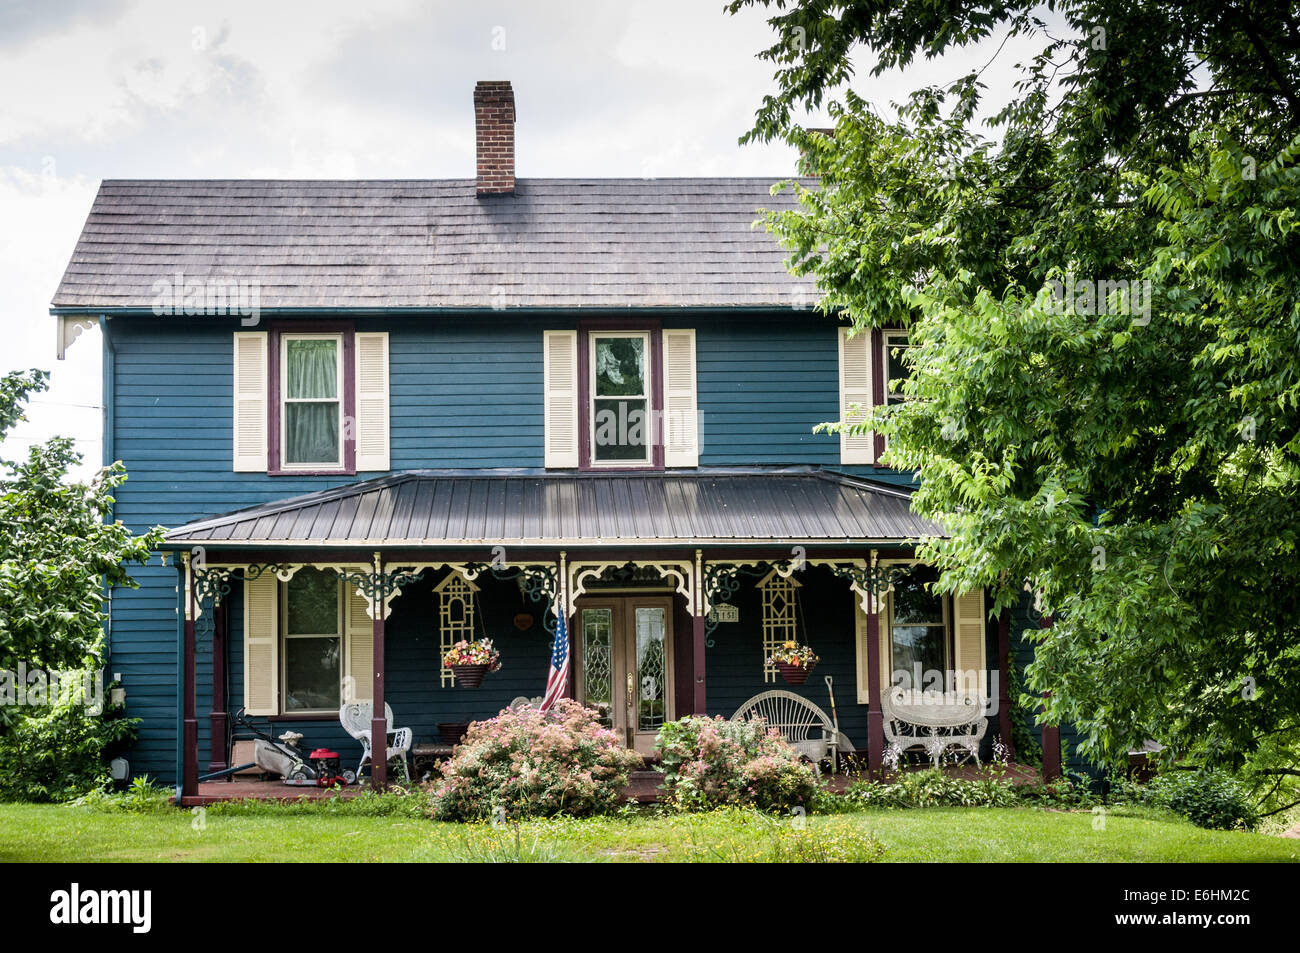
[882,329,912,405]
[280,332,345,471]
[587,330,653,468]
[279,572,346,715]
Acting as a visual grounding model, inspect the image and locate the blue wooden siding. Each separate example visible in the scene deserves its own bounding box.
[103,312,936,781]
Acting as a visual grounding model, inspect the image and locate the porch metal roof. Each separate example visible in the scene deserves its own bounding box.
[162,468,941,549]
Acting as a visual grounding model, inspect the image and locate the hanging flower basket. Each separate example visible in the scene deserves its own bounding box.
[443,638,502,688]
[450,664,490,688]
[767,642,820,685]
[775,660,816,684]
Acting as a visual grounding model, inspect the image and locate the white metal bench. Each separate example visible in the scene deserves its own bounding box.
[732,690,839,774]
[881,686,987,766]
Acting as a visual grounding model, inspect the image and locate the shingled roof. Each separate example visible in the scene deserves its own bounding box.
[50,177,815,312]
[163,468,940,548]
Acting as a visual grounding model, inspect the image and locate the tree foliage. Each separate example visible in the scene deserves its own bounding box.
[0,369,164,799]
[731,1,1300,771]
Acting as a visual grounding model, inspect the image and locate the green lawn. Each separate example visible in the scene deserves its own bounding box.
[0,803,1295,862]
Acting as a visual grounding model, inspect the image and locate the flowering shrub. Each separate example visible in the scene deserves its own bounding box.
[654,716,819,811]
[429,700,641,821]
[765,640,819,668]
[441,638,502,672]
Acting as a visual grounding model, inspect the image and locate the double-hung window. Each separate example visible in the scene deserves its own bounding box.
[886,564,950,684]
[589,331,652,466]
[281,334,344,469]
[231,326,390,475]
[281,569,343,714]
[541,325,698,469]
[882,330,912,405]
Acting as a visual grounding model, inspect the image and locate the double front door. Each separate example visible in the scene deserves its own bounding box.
[574,596,674,755]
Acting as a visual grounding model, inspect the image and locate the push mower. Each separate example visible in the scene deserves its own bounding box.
[228,707,355,787]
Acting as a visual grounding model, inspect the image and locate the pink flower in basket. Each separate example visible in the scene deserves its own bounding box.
[442,638,503,672]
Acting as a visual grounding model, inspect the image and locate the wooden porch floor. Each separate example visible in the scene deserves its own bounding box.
[181,762,1045,807]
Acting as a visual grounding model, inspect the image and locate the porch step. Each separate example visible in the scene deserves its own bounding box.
[622,769,665,803]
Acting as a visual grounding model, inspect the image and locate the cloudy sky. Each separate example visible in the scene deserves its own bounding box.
[0,0,1041,479]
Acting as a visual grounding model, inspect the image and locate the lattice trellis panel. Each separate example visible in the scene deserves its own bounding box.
[435,572,479,687]
[757,570,800,683]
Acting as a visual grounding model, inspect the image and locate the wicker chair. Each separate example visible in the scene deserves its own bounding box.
[732,689,839,774]
[339,702,413,782]
[881,686,987,766]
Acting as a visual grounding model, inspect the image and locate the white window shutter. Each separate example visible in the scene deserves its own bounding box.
[243,574,279,716]
[952,588,987,703]
[344,577,373,703]
[232,332,268,472]
[838,327,875,464]
[354,332,390,472]
[543,330,579,468]
[662,329,699,467]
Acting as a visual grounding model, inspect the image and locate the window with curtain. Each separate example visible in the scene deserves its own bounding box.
[282,568,342,712]
[283,335,342,467]
[888,564,950,687]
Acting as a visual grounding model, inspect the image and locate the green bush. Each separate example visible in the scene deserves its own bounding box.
[430,700,643,821]
[0,691,137,802]
[69,775,173,813]
[1145,769,1257,831]
[654,715,819,812]
[841,768,1021,809]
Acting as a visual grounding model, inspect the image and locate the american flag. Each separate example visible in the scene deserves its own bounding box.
[540,607,570,711]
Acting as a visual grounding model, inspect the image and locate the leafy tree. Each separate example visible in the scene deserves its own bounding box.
[0,369,164,799]
[731,1,1300,779]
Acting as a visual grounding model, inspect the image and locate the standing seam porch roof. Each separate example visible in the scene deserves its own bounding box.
[162,468,941,548]
[51,178,818,311]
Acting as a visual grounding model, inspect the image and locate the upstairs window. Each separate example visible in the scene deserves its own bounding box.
[282,334,343,469]
[232,327,390,475]
[883,330,912,404]
[542,326,697,469]
[590,331,651,466]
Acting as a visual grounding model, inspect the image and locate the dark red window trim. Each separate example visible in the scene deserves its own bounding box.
[872,326,886,464]
[267,320,356,476]
[577,318,664,471]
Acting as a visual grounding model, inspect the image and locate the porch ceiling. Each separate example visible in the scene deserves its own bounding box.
[162,466,944,548]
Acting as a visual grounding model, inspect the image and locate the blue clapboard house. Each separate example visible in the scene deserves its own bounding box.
[50,81,1054,799]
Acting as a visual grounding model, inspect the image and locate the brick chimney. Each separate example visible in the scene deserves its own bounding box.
[474,80,515,195]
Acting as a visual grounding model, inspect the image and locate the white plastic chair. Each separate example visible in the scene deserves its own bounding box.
[339,702,412,782]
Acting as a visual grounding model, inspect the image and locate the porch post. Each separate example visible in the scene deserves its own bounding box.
[692,549,706,715]
[996,609,1014,760]
[1038,613,1061,780]
[181,555,199,800]
[865,550,884,776]
[1041,718,1061,780]
[208,599,229,775]
[370,552,388,789]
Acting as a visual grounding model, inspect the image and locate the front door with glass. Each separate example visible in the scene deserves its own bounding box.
[574,597,673,755]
